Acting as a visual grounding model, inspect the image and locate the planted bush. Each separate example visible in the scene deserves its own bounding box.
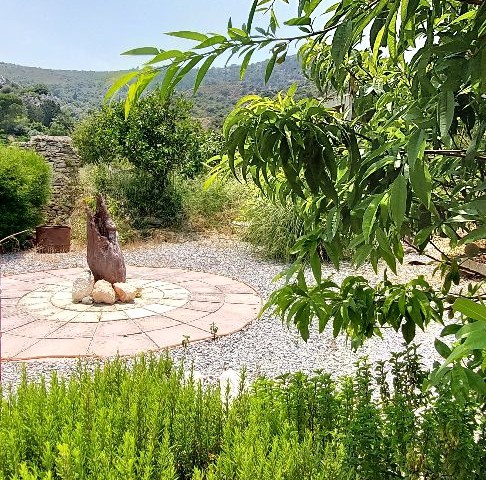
[1,348,484,479]
[0,145,51,242]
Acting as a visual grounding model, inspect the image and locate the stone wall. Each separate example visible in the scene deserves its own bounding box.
[20,135,81,224]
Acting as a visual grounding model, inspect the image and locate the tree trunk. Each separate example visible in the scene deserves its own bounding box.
[87,194,126,284]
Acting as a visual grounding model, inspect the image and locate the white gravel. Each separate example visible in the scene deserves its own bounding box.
[1,236,446,388]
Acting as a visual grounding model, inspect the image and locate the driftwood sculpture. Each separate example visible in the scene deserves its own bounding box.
[87,194,126,284]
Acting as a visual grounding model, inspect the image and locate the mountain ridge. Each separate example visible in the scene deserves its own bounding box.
[0,56,312,126]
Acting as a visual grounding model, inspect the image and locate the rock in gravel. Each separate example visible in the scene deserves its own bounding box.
[72,271,94,302]
[113,282,138,303]
[91,279,116,304]
[81,296,93,305]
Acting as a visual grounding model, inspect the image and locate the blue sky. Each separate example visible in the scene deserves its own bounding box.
[1,0,304,71]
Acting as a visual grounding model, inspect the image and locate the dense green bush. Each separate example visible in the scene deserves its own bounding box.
[1,348,484,479]
[91,162,185,229]
[72,94,223,231]
[0,145,51,242]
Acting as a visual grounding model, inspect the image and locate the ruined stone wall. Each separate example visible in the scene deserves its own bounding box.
[20,135,81,224]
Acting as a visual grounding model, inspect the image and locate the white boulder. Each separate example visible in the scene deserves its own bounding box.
[113,282,139,303]
[72,271,94,302]
[91,279,116,305]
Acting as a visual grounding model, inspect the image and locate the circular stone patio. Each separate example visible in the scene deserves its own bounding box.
[0,266,261,360]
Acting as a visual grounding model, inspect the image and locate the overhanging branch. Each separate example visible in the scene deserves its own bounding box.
[424,150,486,161]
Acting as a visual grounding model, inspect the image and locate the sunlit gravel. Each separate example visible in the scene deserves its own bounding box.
[1,236,444,388]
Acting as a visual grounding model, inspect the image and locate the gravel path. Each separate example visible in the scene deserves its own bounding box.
[1,237,445,388]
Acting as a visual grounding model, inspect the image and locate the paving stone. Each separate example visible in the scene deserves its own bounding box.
[46,322,98,338]
[1,266,261,360]
[96,320,141,337]
[126,307,156,319]
[145,324,211,348]
[88,333,158,357]
[134,315,181,332]
[20,337,92,358]
[99,311,129,322]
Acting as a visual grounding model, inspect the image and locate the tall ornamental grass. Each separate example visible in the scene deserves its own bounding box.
[0,348,484,479]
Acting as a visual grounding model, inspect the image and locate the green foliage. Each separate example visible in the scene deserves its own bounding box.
[0,351,484,479]
[0,92,26,135]
[73,94,227,234]
[242,197,305,261]
[0,56,312,127]
[0,145,51,241]
[176,174,247,231]
[0,79,74,139]
[88,162,185,231]
[113,0,486,396]
[73,93,211,179]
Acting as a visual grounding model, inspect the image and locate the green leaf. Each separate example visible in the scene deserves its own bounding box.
[402,318,416,344]
[438,90,455,140]
[458,226,486,246]
[353,244,373,267]
[194,35,227,49]
[331,21,353,67]
[407,129,425,168]
[362,193,385,242]
[463,368,486,396]
[145,50,184,65]
[158,64,179,100]
[171,55,204,91]
[389,174,407,229]
[453,298,486,322]
[372,24,386,63]
[105,71,139,102]
[194,54,217,92]
[456,320,486,340]
[409,157,432,208]
[326,207,340,241]
[246,0,258,32]
[265,53,277,84]
[285,17,312,26]
[240,48,256,80]
[414,225,434,247]
[121,47,159,55]
[166,31,208,42]
[434,338,452,359]
[441,323,461,337]
[310,250,322,282]
[228,27,248,39]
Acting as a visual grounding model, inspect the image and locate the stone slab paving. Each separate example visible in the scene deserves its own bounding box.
[0,266,261,360]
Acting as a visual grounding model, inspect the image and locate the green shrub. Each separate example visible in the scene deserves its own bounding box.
[0,145,51,242]
[176,174,248,231]
[92,162,185,229]
[242,197,305,261]
[1,348,484,479]
[71,162,184,245]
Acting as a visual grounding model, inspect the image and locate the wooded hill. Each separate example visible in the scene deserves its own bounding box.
[0,56,315,127]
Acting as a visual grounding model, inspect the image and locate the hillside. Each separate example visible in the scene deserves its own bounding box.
[0,56,315,127]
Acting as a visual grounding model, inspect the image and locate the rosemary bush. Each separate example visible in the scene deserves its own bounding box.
[0,349,484,479]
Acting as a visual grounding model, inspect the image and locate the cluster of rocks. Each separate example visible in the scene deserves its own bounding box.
[72,271,140,305]
[19,136,81,224]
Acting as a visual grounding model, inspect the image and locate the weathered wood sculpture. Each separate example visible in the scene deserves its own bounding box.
[87,194,126,284]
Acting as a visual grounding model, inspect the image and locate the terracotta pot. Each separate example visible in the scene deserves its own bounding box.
[36,225,71,253]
